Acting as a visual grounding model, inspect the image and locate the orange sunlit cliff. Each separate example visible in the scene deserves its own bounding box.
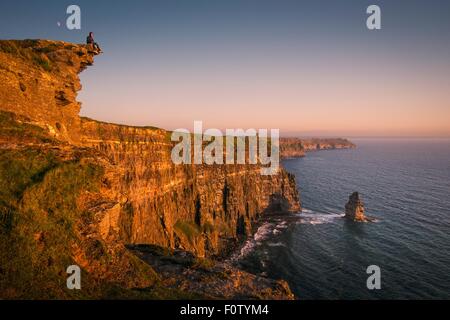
[0,40,356,299]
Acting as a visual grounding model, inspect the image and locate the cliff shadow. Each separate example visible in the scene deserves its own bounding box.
[263,193,295,215]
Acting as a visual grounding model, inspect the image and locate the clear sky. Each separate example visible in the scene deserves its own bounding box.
[1,0,450,137]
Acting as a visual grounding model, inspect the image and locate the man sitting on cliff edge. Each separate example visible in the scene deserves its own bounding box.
[86,32,102,53]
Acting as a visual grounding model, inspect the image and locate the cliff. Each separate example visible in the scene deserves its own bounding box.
[0,40,94,144]
[0,40,299,299]
[280,137,355,158]
[80,119,300,258]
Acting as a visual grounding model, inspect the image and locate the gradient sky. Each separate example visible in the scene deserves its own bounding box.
[1,0,450,137]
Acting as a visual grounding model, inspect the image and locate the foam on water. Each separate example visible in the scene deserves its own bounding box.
[231,209,342,261]
[297,211,345,225]
[229,222,275,261]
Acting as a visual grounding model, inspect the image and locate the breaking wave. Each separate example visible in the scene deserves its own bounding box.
[297,211,345,225]
[229,222,275,261]
[230,209,343,261]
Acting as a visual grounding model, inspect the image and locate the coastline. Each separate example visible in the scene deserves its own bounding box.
[0,39,353,299]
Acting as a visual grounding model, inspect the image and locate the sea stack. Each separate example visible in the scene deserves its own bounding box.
[345,192,367,222]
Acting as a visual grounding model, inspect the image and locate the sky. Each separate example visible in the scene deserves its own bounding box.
[1,0,450,137]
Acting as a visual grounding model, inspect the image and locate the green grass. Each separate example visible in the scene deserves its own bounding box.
[0,145,205,299]
[0,148,106,299]
[33,55,52,72]
[192,257,216,271]
[201,221,215,234]
[34,43,59,54]
[174,220,201,245]
[0,111,55,143]
[81,117,162,131]
[0,112,210,299]
[0,40,54,72]
[0,41,19,55]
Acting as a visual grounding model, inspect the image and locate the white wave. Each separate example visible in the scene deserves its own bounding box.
[230,222,275,261]
[230,210,344,262]
[267,242,286,247]
[254,223,274,242]
[275,221,288,230]
[298,209,345,225]
[235,241,255,260]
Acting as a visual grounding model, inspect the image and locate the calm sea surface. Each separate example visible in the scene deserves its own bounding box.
[233,139,450,299]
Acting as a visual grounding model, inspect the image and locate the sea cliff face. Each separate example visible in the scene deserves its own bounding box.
[80,118,300,258]
[0,40,299,298]
[0,40,93,144]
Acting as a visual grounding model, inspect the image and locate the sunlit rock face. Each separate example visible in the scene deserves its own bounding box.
[0,40,301,259]
[0,40,300,298]
[0,40,98,144]
[345,192,367,222]
[81,118,301,257]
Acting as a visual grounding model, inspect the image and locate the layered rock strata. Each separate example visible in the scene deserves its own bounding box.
[0,40,299,298]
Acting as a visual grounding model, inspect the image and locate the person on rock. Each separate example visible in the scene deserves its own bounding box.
[86,32,102,52]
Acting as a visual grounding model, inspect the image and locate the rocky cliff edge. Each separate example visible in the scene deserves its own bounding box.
[0,40,299,299]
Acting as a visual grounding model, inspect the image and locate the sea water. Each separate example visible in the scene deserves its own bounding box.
[233,139,450,299]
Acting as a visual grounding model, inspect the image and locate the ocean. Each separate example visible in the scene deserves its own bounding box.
[232,139,450,299]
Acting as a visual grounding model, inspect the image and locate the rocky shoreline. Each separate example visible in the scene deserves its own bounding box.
[128,244,294,299]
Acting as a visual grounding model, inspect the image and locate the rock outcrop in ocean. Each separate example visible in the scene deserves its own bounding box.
[345,192,373,222]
